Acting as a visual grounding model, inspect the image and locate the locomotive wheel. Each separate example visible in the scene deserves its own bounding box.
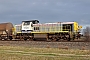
[24,37,27,41]
[9,36,13,40]
[46,34,51,42]
[46,37,52,42]
[67,34,71,41]
[51,37,57,42]
[33,38,36,41]
[67,38,71,41]
[52,38,57,42]
[56,37,60,41]
[63,37,67,40]
[29,38,33,41]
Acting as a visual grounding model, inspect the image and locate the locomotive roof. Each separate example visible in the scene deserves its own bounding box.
[61,22,75,24]
[22,20,39,22]
[34,22,75,24]
[22,20,39,24]
[33,22,77,26]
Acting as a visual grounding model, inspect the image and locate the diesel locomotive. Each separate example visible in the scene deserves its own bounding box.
[13,20,82,41]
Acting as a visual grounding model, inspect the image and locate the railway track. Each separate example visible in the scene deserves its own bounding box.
[0,39,90,50]
[0,37,85,42]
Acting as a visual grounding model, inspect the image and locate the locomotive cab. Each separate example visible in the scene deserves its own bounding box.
[21,20,39,33]
[22,21,33,33]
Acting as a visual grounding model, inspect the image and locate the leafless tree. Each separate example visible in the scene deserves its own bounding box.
[83,26,90,41]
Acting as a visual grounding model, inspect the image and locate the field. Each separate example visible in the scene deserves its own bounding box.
[0,41,90,60]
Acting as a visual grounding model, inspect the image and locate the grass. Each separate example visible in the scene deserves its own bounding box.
[0,46,90,60]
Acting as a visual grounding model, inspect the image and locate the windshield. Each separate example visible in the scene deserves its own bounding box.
[23,22,30,25]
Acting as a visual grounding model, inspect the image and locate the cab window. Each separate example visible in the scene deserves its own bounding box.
[23,22,30,25]
[31,23,33,27]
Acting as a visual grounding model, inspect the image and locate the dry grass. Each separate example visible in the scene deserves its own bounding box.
[0,46,90,60]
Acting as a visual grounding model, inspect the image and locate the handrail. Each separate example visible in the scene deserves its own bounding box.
[33,25,72,32]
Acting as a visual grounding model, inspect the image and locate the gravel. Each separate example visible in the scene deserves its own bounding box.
[0,40,90,50]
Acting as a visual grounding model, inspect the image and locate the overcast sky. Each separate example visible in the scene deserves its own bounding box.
[0,0,90,25]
